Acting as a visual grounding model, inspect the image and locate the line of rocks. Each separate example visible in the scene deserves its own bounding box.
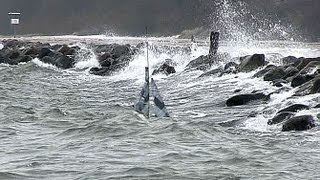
[187,52,319,132]
[0,39,137,75]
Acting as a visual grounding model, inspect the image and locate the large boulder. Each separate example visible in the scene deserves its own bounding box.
[239,54,266,72]
[268,111,295,125]
[253,65,277,78]
[185,55,216,71]
[23,46,39,58]
[263,67,286,81]
[152,61,176,76]
[291,74,315,88]
[226,93,269,106]
[185,53,228,71]
[282,115,316,131]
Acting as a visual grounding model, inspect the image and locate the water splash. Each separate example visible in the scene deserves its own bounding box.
[74,44,100,70]
[209,0,300,44]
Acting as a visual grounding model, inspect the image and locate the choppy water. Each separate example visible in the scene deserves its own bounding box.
[1,36,320,179]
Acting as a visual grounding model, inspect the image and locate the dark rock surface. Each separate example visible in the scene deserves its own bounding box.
[226,93,269,106]
[282,115,316,131]
[268,111,295,125]
[239,54,266,72]
[278,104,310,114]
[152,61,176,76]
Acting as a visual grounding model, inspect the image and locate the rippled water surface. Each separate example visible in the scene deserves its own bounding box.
[1,36,320,179]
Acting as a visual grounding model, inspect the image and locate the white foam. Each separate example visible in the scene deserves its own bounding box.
[0,43,3,50]
[32,58,58,70]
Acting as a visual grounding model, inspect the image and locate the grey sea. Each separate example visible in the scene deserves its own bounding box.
[1,36,320,179]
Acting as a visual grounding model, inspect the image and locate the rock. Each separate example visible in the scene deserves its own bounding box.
[185,53,228,71]
[55,55,75,69]
[89,67,111,76]
[283,66,299,79]
[281,56,301,66]
[268,111,295,125]
[94,44,114,54]
[226,93,269,106]
[38,48,54,59]
[185,55,216,71]
[296,57,320,71]
[111,44,131,59]
[99,57,114,67]
[199,67,223,77]
[16,55,33,63]
[152,62,176,76]
[58,44,76,55]
[315,104,320,108]
[23,46,39,57]
[291,74,315,88]
[220,62,239,76]
[239,54,265,72]
[299,61,320,75]
[282,115,316,131]
[3,39,25,49]
[0,54,18,65]
[278,104,310,114]
[263,67,286,81]
[253,65,277,78]
[310,78,320,94]
[41,56,55,65]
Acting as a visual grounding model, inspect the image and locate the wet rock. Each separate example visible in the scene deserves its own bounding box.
[278,104,310,114]
[282,115,316,131]
[226,93,269,106]
[111,44,131,59]
[58,44,76,56]
[281,56,301,66]
[186,55,217,71]
[55,55,76,69]
[283,66,299,79]
[268,111,295,125]
[253,65,277,78]
[199,67,223,77]
[291,74,315,88]
[41,56,55,65]
[310,78,320,94]
[263,67,286,81]
[152,62,176,76]
[315,104,320,108]
[296,57,320,71]
[220,62,239,76]
[99,57,114,67]
[89,67,111,76]
[239,54,265,72]
[38,48,54,59]
[23,46,39,57]
[16,55,33,63]
[0,54,18,65]
[186,53,228,71]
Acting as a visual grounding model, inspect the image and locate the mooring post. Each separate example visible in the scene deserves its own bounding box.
[209,31,219,55]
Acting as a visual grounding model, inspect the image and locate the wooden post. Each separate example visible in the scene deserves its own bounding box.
[209,31,219,55]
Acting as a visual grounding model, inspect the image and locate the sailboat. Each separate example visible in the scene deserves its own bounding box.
[134,31,170,118]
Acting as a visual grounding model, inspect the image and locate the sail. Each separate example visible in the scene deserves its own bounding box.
[134,82,149,117]
[150,78,170,117]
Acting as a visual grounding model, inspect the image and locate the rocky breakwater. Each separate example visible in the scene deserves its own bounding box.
[188,51,319,132]
[0,39,137,74]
